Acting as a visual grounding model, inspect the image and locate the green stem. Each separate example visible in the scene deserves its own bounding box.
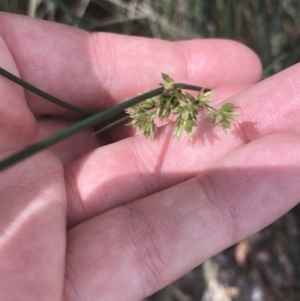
[0,67,95,115]
[0,87,163,171]
[176,83,210,93]
[0,83,209,171]
[206,104,218,112]
[92,115,130,136]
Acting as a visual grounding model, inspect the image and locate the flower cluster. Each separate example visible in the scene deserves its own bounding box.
[126,73,238,140]
[206,103,238,132]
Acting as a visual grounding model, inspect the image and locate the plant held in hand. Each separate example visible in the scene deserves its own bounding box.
[0,70,238,171]
[125,73,238,140]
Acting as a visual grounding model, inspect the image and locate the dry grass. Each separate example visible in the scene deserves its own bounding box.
[1,0,299,76]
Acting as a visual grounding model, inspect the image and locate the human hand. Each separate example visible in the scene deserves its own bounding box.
[1,12,299,301]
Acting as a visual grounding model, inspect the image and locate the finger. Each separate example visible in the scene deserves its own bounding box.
[65,64,300,227]
[65,82,254,226]
[64,133,300,301]
[0,151,66,301]
[0,12,261,115]
[232,63,300,141]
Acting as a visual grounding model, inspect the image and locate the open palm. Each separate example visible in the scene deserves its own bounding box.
[1,12,300,301]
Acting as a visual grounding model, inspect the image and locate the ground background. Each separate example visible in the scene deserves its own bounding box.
[1,1,300,300]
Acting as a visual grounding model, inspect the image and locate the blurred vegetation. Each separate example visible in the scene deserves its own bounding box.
[0,0,299,77]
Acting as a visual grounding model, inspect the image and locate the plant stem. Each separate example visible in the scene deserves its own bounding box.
[0,67,95,115]
[0,87,163,171]
[176,83,210,93]
[0,83,208,171]
[92,115,130,135]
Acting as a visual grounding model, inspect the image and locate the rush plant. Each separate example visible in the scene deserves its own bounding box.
[124,73,237,140]
[0,69,237,171]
